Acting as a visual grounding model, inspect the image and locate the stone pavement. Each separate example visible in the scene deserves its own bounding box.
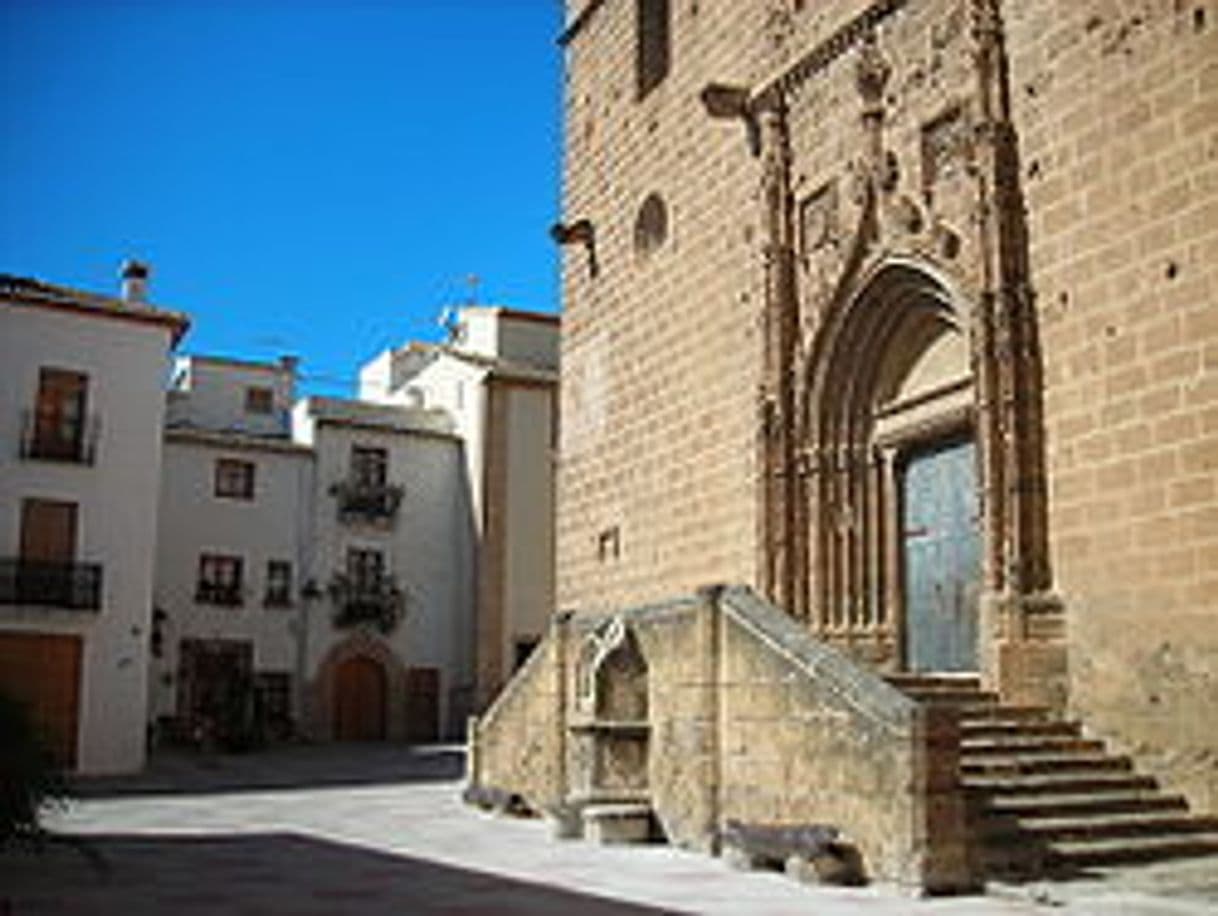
[2,744,1216,915]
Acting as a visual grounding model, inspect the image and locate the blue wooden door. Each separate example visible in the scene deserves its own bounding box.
[903,439,981,672]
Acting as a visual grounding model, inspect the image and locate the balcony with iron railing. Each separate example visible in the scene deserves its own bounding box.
[0,558,103,611]
[329,478,404,524]
[19,410,99,465]
[327,572,405,634]
[195,582,244,607]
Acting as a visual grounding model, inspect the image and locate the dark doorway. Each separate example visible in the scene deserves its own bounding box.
[404,667,439,742]
[177,639,254,746]
[902,438,981,672]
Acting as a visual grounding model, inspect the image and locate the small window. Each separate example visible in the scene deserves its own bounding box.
[634,193,668,257]
[636,0,670,99]
[215,459,256,500]
[264,560,293,608]
[196,554,243,606]
[351,445,388,488]
[347,547,385,592]
[245,386,275,414]
[27,367,91,463]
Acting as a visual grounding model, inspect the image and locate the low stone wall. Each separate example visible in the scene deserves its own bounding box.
[467,617,566,811]
[468,586,975,893]
[713,588,971,891]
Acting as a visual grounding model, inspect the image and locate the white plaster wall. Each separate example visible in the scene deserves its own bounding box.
[0,304,174,774]
[393,356,489,530]
[501,386,556,669]
[303,416,476,736]
[168,357,294,437]
[151,437,313,722]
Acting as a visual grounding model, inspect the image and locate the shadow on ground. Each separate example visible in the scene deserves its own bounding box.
[68,743,465,799]
[1,831,673,916]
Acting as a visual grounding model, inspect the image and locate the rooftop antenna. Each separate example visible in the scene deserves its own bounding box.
[437,305,460,341]
[465,273,481,306]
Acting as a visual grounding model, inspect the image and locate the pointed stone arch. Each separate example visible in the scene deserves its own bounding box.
[798,258,977,666]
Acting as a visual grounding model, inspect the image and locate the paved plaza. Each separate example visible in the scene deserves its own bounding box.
[3,745,1217,915]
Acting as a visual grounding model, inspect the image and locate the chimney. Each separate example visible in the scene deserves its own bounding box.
[120,259,151,302]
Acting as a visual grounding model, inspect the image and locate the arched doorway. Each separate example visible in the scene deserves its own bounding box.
[333,655,386,741]
[801,260,981,671]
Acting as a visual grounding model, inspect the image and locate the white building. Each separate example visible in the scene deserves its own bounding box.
[0,265,187,774]
[293,396,474,740]
[151,355,312,747]
[3,273,556,759]
[359,306,559,707]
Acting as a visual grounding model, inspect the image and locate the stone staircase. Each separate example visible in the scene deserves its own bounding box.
[887,673,1218,880]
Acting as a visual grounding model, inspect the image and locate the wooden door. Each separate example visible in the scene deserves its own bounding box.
[405,667,439,742]
[902,439,982,672]
[0,633,82,767]
[20,499,77,562]
[333,655,386,741]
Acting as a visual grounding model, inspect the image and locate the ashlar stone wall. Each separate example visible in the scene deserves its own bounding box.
[1006,1,1218,812]
[469,585,973,893]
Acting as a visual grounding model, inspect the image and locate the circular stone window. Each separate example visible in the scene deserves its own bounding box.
[634,193,668,257]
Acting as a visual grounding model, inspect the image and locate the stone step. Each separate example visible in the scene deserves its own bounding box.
[885,672,983,692]
[581,802,654,845]
[961,719,1081,741]
[962,752,1132,778]
[902,689,1000,706]
[982,790,1189,819]
[961,736,1105,756]
[1046,834,1218,869]
[983,811,1218,843]
[963,771,1158,796]
[957,704,1055,724]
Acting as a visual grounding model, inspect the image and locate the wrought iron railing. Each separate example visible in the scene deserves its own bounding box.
[0,558,102,611]
[195,582,244,607]
[328,572,405,633]
[19,410,99,465]
[329,479,404,523]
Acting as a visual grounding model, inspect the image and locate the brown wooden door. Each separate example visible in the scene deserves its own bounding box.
[20,499,77,562]
[405,667,439,742]
[333,656,386,741]
[0,633,82,767]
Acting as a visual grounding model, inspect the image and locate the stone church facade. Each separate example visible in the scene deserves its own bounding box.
[553,0,1217,815]
[469,0,1217,889]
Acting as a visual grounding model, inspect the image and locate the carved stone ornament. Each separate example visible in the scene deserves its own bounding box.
[800,182,839,253]
[854,32,892,105]
[922,106,971,190]
[575,616,629,714]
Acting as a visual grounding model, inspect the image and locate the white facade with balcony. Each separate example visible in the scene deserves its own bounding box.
[151,356,313,747]
[360,306,558,706]
[0,271,187,774]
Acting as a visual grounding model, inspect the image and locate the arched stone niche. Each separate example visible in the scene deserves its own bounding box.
[569,618,651,804]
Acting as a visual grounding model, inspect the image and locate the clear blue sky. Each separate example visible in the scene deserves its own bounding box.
[1,0,563,394]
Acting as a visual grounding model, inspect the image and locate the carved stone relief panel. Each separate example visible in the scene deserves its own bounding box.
[800,181,839,254]
[921,105,972,199]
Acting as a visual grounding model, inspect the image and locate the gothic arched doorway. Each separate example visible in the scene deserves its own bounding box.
[801,260,981,671]
[333,654,387,741]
